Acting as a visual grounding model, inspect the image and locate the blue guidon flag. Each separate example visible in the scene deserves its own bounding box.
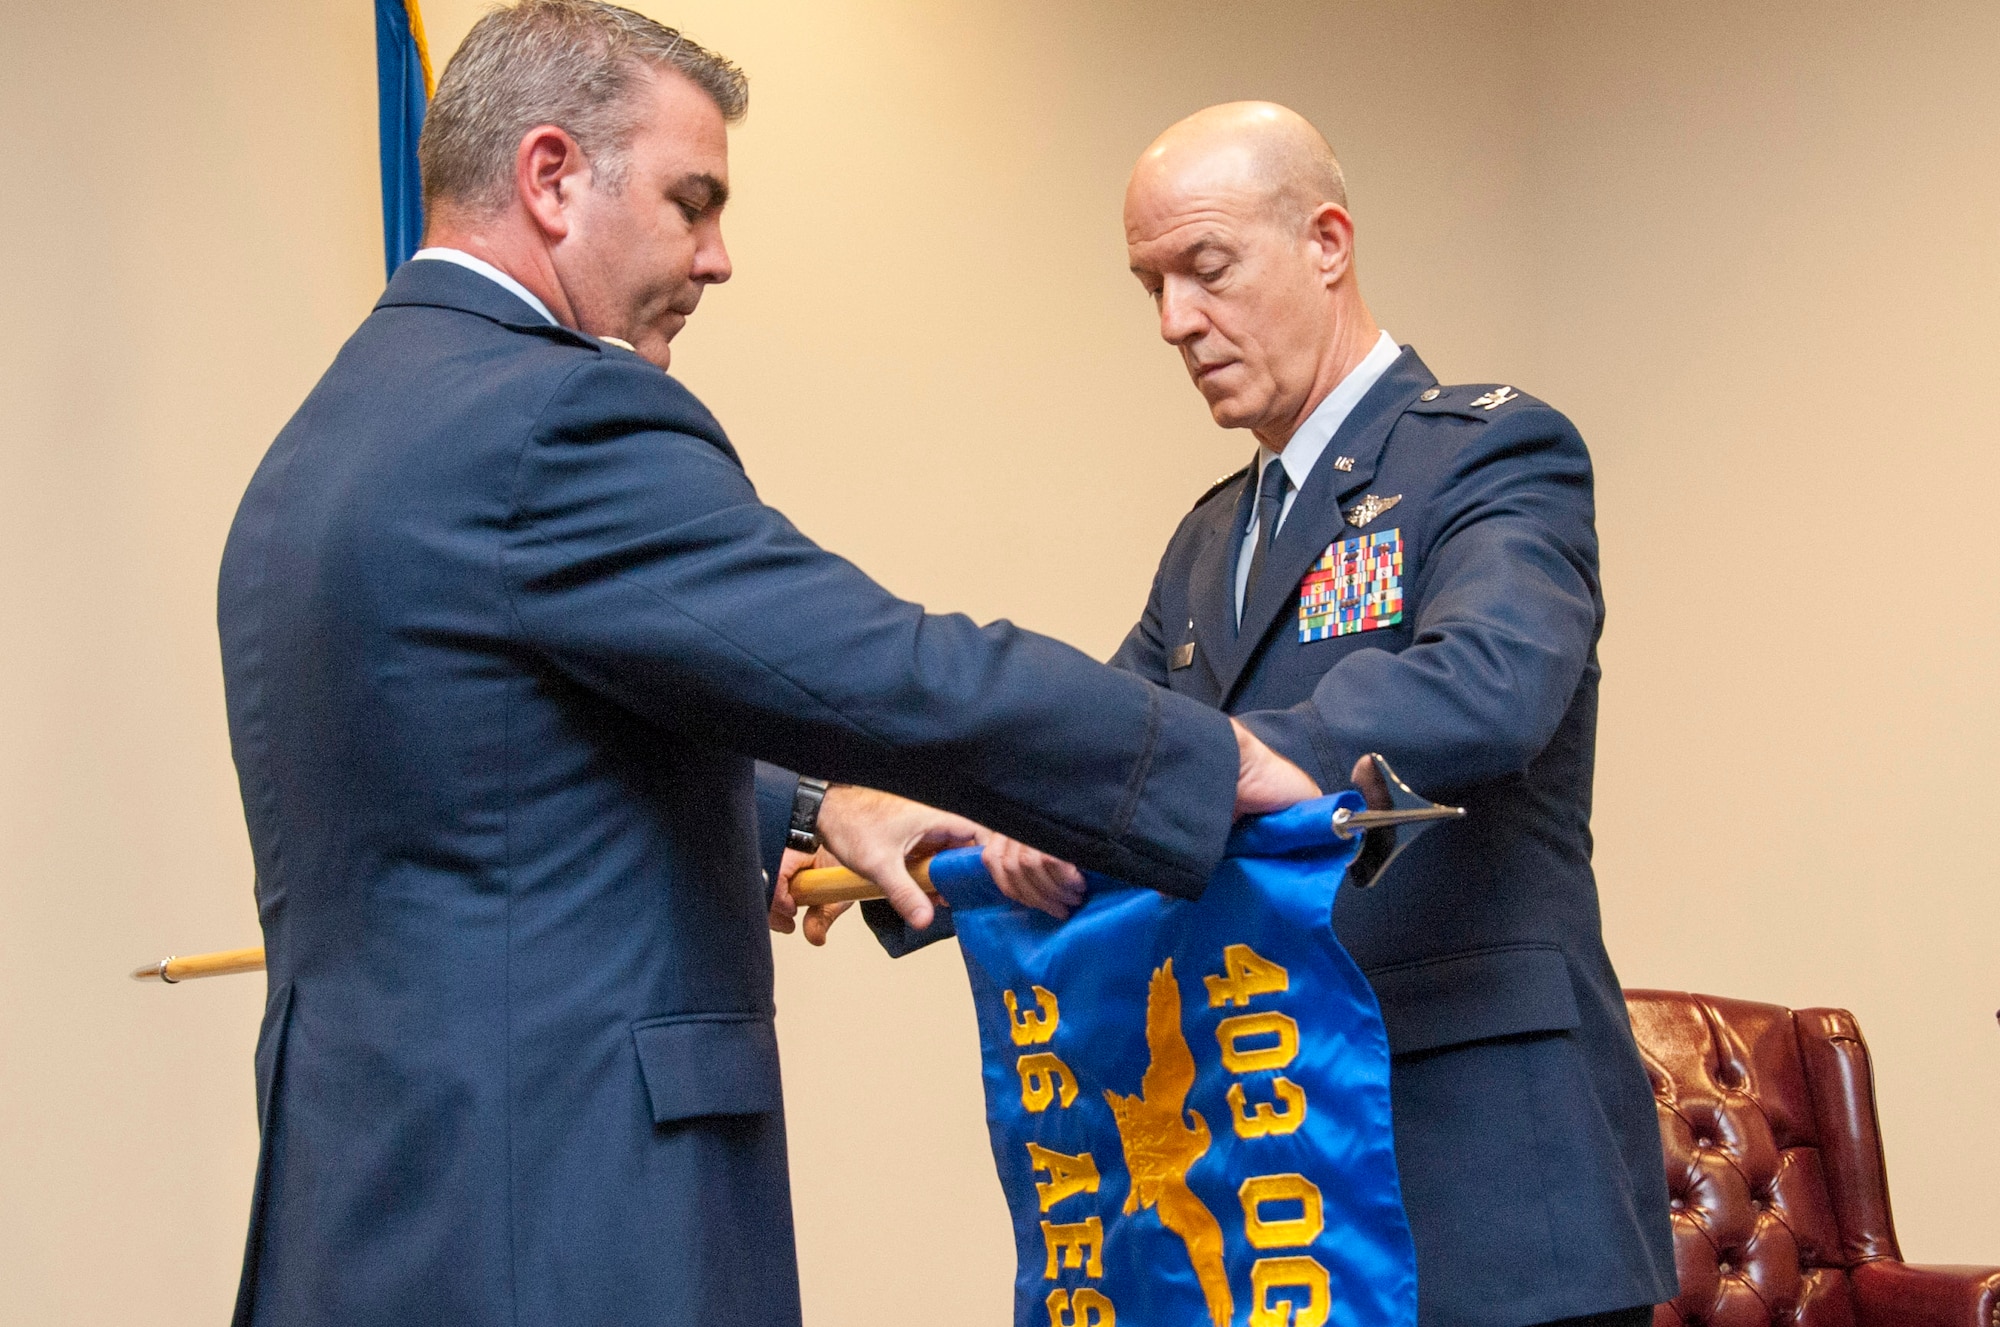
[374,0,433,277]
[930,792,1419,1327]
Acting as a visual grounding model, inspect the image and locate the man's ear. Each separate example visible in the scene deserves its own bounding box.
[1308,202,1357,288]
[516,124,589,242]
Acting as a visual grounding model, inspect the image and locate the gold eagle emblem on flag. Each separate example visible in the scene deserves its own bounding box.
[1103,961,1233,1327]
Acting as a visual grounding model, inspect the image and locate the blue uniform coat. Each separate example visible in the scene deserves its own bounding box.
[868,348,1676,1327]
[216,260,1241,1327]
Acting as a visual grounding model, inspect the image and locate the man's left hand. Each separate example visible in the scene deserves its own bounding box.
[769,845,855,946]
[981,834,1086,919]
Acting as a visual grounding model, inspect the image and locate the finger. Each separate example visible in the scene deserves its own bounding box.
[984,837,1025,897]
[1013,845,1084,904]
[985,839,1084,917]
[769,874,799,921]
[908,815,986,858]
[865,853,935,931]
[1007,871,1067,919]
[1349,754,1390,810]
[766,873,799,934]
[1046,855,1086,899]
[1006,854,1073,920]
[1016,857,1066,916]
[991,842,1054,913]
[1023,883,1071,920]
[803,900,853,947]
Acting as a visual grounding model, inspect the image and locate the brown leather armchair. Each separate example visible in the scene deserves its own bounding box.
[1624,991,1999,1327]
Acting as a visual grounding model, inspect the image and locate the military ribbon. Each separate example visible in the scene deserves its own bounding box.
[931,791,1417,1327]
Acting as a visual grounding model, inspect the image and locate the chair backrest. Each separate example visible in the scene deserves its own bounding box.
[1624,990,1902,1327]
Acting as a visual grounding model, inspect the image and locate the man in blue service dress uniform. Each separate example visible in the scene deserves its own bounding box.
[830,104,1676,1327]
[214,9,1316,1327]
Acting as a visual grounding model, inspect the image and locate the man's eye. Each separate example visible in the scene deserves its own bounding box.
[1196,266,1226,283]
[675,199,702,222]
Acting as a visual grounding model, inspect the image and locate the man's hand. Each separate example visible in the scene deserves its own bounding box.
[771,729,1314,943]
[1232,719,1321,813]
[982,834,1086,920]
[769,846,854,946]
[808,785,985,933]
[911,725,1320,921]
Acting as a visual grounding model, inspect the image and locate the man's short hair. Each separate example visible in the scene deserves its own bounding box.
[419,0,747,215]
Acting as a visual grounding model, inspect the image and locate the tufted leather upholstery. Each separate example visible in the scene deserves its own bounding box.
[1625,991,2000,1327]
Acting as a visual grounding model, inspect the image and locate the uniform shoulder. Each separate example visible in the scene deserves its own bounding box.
[537,340,733,451]
[1190,464,1251,512]
[1404,381,1558,422]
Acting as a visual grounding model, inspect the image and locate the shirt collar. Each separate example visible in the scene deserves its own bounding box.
[409,247,559,327]
[1257,328,1403,489]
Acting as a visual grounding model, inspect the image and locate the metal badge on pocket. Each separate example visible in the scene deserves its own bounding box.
[1300,528,1403,642]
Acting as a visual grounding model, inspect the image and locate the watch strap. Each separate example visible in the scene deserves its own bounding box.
[787,777,830,854]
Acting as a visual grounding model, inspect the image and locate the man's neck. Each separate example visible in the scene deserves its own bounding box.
[1254,302,1382,453]
[423,216,578,330]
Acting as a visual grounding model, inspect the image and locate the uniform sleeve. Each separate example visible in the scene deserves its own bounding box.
[752,761,799,895]
[1109,561,1172,683]
[503,358,1240,897]
[1234,407,1600,796]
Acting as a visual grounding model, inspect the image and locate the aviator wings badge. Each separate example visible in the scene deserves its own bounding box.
[1343,493,1402,528]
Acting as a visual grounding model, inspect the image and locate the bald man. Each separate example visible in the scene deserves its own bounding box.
[836,104,1677,1327]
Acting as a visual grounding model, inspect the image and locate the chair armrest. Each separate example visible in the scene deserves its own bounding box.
[1851,1259,2000,1327]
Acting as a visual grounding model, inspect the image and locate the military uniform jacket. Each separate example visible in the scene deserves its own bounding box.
[1114,347,1677,1327]
[215,260,1241,1327]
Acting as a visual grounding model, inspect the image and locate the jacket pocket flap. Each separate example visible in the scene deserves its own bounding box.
[632,1013,783,1124]
[1366,944,1580,1057]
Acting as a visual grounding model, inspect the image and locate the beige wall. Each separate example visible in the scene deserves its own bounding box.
[1,1,1991,1322]
[1516,0,2000,1270]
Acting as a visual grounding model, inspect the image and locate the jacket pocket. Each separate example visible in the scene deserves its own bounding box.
[631,1011,783,1124]
[1365,943,1580,1058]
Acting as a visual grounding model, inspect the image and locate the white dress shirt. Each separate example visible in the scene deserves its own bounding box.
[1235,329,1403,623]
[410,246,558,326]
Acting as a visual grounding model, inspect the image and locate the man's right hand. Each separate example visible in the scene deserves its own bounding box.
[1231,718,1321,813]
[810,784,986,933]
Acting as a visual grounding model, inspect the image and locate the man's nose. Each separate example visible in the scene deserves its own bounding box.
[1157,280,1202,344]
[695,224,732,285]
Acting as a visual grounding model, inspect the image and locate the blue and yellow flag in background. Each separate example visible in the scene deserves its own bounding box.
[375,0,433,277]
[933,793,1417,1327]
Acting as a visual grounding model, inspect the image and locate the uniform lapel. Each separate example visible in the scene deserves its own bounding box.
[1186,464,1256,695]
[1216,349,1439,705]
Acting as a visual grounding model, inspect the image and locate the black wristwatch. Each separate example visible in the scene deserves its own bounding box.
[787,777,831,854]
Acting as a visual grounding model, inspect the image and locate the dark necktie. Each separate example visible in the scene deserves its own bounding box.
[1242,460,1292,622]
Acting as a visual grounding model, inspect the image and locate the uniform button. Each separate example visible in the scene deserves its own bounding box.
[1419,388,1441,402]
